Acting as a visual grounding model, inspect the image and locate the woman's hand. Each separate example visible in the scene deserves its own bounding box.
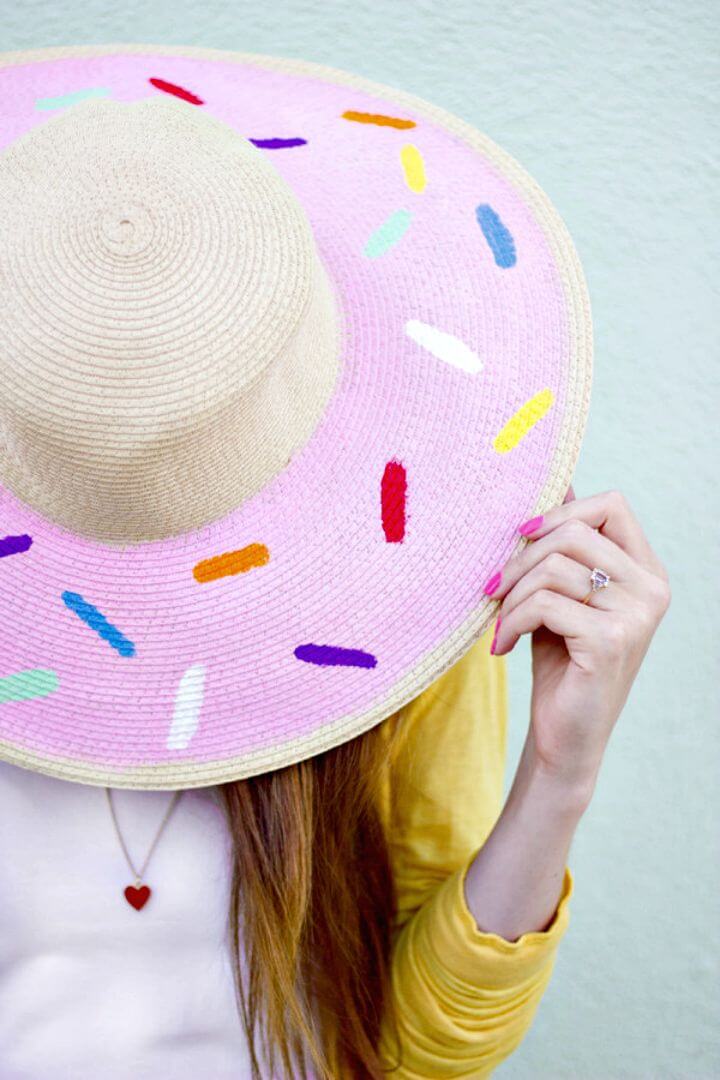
[485,487,671,797]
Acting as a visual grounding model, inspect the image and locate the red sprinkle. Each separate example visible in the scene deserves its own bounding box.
[148,77,204,106]
[381,460,407,542]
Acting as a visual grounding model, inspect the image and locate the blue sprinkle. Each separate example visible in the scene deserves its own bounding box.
[475,204,517,268]
[61,591,136,657]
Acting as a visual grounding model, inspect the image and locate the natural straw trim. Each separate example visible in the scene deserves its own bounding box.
[0,44,592,788]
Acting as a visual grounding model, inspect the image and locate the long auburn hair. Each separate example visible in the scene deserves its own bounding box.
[216,713,406,1079]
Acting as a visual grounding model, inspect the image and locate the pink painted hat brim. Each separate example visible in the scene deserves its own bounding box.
[0,46,592,788]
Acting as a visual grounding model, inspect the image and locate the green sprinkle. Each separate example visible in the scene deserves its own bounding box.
[35,87,110,111]
[364,209,412,258]
[0,669,59,703]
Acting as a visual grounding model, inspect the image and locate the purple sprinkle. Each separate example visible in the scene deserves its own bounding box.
[249,137,307,150]
[294,643,377,668]
[0,534,33,558]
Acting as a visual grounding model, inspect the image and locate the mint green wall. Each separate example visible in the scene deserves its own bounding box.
[4,3,717,1076]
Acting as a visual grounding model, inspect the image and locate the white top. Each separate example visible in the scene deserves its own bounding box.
[0,759,292,1079]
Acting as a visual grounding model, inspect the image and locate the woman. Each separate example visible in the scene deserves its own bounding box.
[0,46,670,1079]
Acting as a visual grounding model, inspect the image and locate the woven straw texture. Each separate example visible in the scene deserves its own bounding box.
[0,44,592,789]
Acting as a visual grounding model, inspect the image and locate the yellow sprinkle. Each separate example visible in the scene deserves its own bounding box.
[400,144,426,193]
[493,389,555,453]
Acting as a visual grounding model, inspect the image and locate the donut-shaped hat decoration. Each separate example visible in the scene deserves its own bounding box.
[0,45,592,788]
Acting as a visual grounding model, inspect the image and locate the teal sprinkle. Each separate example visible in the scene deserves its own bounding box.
[35,87,111,111]
[364,209,412,258]
[0,669,59,704]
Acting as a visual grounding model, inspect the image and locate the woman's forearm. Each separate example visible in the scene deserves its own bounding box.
[463,728,593,942]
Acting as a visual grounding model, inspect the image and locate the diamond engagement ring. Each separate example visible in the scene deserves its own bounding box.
[581,567,611,605]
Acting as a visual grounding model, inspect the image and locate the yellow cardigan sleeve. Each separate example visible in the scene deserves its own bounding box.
[377,626,574,1078]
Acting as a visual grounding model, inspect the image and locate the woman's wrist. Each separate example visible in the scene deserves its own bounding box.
[463,730,588,942]
[513,724,598,817]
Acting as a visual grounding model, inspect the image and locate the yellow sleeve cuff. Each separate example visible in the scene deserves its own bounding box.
[421,852,575,990]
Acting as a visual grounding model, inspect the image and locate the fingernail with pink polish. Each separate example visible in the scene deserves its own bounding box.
[518,514,544,536]
[483,570,502,596]
[490,615,502,655]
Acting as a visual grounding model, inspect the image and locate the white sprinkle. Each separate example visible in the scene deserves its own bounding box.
[405,319,483,374]
[167,664,206,750]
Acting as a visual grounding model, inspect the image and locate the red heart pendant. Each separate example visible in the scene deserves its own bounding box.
[124,883,152,911]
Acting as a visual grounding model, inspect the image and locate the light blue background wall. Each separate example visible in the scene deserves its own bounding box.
[3,3,718,1076]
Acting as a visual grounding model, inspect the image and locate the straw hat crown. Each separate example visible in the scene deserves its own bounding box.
[0,95,341,544]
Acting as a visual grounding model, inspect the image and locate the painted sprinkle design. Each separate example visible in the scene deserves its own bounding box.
[364,209,412,258]
[476,204,517,268]
[493,389,555,453]
[0,668,59,704]
[405,319,483,375]
[341,110,416,130]
[400,144,426,193]
[61,591,135,657]
[250,137,307,149]
[193,542,270,583]
[381,460,407,542]
[35,87,110,111]
[0,534,32,558]
[148,77,204,106]
[167,664,206,750]
[294,644,377,668]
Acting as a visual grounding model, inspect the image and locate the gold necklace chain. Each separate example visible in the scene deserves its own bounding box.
[105,787,184,887]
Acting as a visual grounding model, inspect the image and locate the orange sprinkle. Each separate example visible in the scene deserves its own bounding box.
[193,543,270,583]
[341,110,416,130]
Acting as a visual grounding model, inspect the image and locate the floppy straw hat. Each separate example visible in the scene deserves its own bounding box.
[0,44,592,789]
